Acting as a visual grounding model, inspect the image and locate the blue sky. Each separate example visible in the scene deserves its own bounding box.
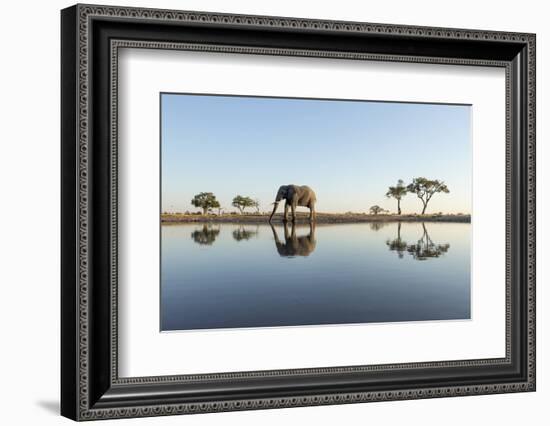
[161,93,471,214]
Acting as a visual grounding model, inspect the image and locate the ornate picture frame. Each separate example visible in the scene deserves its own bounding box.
[61,4,535,421]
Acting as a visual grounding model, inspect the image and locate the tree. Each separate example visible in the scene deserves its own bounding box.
[386,179,408,215]
[369,205,387,215]
[407,177,450,215]
[252,198,261,214]
[232,195,255,214]
[191,192,220,215]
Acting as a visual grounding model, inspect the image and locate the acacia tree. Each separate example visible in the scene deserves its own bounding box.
[191,192,220,215]
[407,177,450,214]
[252,198,261,214]
[369,205,387,215]
[386,179,408,215]
[232,195,255,214]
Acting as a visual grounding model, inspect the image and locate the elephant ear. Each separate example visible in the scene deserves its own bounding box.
[281,185,290,197]
[285,185,296,199]
[286,185,296,198]
[274,185,287,202]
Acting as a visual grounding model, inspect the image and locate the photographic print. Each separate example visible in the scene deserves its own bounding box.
[61,7,536,418]
[160,93,472,331]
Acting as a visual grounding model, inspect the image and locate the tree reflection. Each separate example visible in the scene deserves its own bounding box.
[407,223,450,260]
[190,224,220,246]
[386,222,408,259]
[270,222,316,257]
[387,222,450,260]
[232,225,259,242]
[369,221,388,232]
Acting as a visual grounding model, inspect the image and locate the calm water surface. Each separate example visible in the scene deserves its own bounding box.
[161,222,470,331]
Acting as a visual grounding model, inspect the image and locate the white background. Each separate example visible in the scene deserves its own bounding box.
[0,0,547,425]
[119,49,505,376]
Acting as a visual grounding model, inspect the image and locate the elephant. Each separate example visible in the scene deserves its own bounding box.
[270,222,316,257]
[268,184,317,223]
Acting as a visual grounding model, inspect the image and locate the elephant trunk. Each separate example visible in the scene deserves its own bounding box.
[269,202,279,223]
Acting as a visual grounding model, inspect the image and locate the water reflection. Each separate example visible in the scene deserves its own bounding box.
[386,222,450,260]
[270,222,316,257]
[369,222,388,232]
[386,222,408,259]
[232,225,259,242]
[190,224,220,246]
[407,223,450,260]
[162,221,470,330]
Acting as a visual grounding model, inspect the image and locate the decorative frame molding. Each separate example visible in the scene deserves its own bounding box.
[61,4,535,421]
[109,40,513,383]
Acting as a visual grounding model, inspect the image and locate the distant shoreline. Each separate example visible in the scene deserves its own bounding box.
[161,213,471,224]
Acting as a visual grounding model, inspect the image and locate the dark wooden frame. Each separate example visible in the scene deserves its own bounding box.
[61,3,536,421]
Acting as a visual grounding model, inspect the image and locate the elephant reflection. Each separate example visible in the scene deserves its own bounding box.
[190,224,220,246]
[387,222,450,260]
[232,225,259,242]
[270,222,316,257]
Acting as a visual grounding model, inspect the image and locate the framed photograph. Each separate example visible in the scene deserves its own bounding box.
[61,4,536,421]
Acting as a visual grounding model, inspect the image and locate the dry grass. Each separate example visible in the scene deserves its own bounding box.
[161,212,470,224]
